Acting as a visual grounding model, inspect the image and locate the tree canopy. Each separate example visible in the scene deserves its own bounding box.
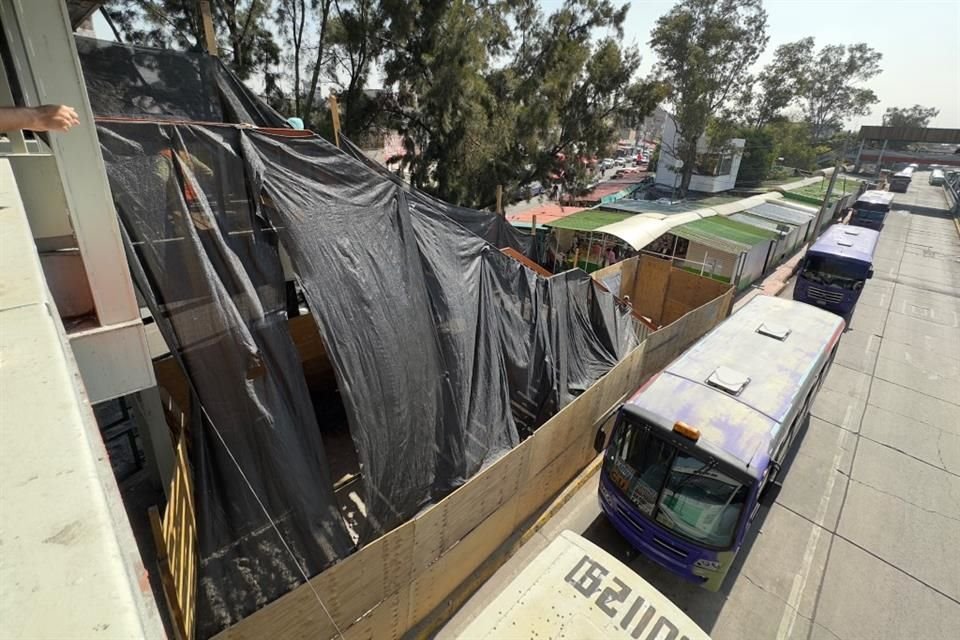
[795,40,882,141]
[649,0,769,196]
[883,104,940,129]
[103,0,661,208]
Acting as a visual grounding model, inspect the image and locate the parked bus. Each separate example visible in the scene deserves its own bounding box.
[929,169,946,186]
[889,166,914,193]
[793,224,879,316]
[457,530,711,639]
[849,189,895,230]
[596,295,843,591]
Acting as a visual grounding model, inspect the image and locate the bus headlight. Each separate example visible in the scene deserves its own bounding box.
[599,482,612,505]
[693,558,721,572]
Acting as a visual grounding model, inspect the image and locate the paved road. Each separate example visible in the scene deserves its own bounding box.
[441,173,960,639]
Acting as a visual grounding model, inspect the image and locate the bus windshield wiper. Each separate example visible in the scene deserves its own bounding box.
[667,458,718,494]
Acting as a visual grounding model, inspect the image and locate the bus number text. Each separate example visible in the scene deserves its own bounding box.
[564,553,692,640]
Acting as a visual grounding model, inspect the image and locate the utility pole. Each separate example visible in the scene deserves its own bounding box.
[328,95,341,148]
[811,139,848,242]
[198,1,217,56]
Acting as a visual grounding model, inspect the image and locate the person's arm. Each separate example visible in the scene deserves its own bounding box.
[0,105,80,133]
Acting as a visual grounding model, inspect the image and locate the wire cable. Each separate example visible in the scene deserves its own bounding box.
[201,405,346,640]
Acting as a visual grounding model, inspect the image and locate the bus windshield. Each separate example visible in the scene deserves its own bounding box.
[800,253,869,288]
[608,419,748,548]
[854,208,886,221]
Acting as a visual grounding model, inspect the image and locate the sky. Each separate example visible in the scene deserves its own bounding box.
[92,0,959,129]
[541,0,960,129]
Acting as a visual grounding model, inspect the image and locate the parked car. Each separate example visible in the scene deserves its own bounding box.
[513,180,545,201]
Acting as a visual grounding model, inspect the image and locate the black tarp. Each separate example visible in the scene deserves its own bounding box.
[98,123,352,638]
[76,36,533,255]
[338,134,532,255]
[76,36,289,127]
[99,118,640,637]
[87,41,639,638]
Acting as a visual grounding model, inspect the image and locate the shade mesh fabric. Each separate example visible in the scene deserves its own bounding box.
[87,41,639,637]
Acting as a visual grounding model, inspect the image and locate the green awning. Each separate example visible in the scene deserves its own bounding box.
[546,209,633,231]
[671,216,777,254]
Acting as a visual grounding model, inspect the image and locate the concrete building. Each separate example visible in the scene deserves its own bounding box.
[655,114,746,194]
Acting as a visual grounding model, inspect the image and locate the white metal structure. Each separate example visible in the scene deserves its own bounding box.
[457,530,710,640]
[0,0,154,404]
[0,1,169,637]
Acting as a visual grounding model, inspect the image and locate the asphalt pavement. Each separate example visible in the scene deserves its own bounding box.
[440,172,960,640]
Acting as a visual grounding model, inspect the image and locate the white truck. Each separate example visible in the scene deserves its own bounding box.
[457,530,711,640]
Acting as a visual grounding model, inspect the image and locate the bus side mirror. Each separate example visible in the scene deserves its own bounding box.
[867,267,875,279]
[593,428,607,454]
[760,480,783,508]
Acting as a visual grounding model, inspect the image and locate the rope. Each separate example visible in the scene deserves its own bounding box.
[201,405,346,640]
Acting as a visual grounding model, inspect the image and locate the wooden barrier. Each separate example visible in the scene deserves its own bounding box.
[602,255,732,327]
[149,432,198,640]
[214,288,733,640]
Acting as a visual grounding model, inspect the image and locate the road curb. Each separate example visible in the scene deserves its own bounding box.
[410,454,603,639]
[518,453,603,547]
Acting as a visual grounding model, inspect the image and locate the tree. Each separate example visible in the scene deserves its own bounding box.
[326,0,385,139]
[276,0,311,117]
[765,119,823,171]
[101,1,280,86]
[377,0,661,207]
[743,38,812,130]
[883,104,940,128]
[797,42,882,141]
[733,126,774,186]
[302,0,334,128]
[649,0,769,197]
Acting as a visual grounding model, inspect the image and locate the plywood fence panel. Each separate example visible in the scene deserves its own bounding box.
[407,491,520,624]
[154,355,190,439]
[526,387,600,476]
[217,286,734,640]
[219,519,415,640]
[288,314,337,390]
[411,442,527,572]
[661,268,732,326]
[340,590,408,640]
[633,255,671,324]
[619,256,640,302]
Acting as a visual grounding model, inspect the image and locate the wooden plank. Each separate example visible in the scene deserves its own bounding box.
[411,445,526,572]
[500,247,553,278]
[633,255,671,324]
[163,434,198,640]
[216,519,415,640]
[407,491,520,625]
[620,256,639,304]
[149,505,187,640]
[154,356,190,438]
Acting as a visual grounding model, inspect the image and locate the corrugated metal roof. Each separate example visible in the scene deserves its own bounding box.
[729,213,782,233]
[747,202,816,226]
[547,209,633,231]
[598,199,715,215]
[671,216,776,255]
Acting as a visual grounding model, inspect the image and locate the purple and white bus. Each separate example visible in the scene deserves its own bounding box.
[793,224,879,316]
[597,296,843,591]
[849,190,894,231]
